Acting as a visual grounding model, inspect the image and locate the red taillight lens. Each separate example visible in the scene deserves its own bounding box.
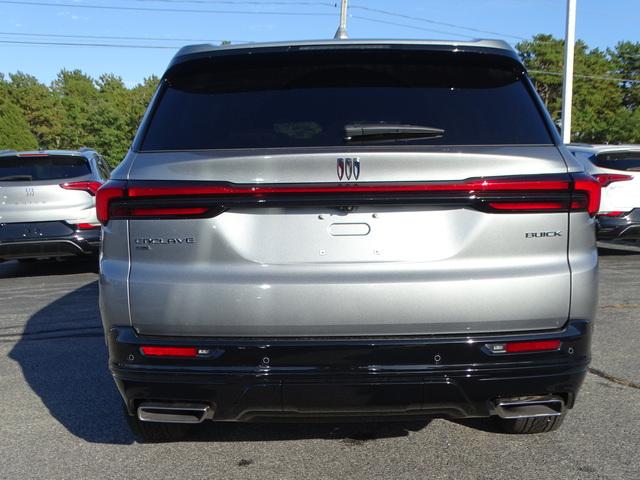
[571,173,601,217]
[593,173,633,187]
[486,339,562,354]
[96,174,601,222]
[487,201,565,211]
[128,207,209,217]
[140,346,198,357]
[96,181,127,223]
[60,181,103,196]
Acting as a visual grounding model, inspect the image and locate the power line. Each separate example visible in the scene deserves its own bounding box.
[0,0,335,16]
[349,4,528,41]
[351,15,476,39]
[131,0,335,5]
[0,39,181,48]
[529,69,640,84]
[0,31,249,43]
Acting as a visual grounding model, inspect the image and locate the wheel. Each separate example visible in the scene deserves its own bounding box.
[124,406,191,442]
[497,412,565,434]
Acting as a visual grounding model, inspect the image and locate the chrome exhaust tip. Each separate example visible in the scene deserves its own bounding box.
[494,396,565,419]
[137,402,214,424]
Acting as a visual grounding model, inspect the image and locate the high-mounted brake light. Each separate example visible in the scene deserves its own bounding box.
[486,339,561,354]
[140,346,198,357]
[593,173,633,187]
[60,181,103,196]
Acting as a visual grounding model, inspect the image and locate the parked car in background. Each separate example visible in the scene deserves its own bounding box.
[0,148,108,262]
[568,144,640,244]
[99,39,599,441]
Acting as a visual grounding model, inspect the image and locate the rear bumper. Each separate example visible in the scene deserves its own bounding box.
[108,320,591,421]
[0,221,100,260]
[597,209,640,242]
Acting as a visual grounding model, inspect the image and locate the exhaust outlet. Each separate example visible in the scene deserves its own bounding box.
[137,402,214,424]
[494,396,565,419]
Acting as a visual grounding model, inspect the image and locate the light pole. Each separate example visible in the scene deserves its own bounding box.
[334,0,348,39]
[561,0,577,144]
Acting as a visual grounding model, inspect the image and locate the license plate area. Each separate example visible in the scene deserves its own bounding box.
[0,222,74,241]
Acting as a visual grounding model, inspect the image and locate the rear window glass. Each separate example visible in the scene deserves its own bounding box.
[593,151,640,171]
[140,49,553,150]
[0,155,91,181]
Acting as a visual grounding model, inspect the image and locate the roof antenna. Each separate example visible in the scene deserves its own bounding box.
[334,0,348,39]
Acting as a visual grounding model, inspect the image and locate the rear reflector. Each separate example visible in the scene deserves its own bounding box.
[95,174,602,224]
[486,339,562,354]
[593,173,633,187]
[76,223,101,230]
[140,346,198,357]
[60,181,103,196]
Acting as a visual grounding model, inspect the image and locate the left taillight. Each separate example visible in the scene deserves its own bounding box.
[60,181,103,196]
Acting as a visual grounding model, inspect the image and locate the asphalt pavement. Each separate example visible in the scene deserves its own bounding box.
[0,253,638,480]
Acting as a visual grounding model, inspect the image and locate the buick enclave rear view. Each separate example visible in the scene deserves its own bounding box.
[98,40,599,442]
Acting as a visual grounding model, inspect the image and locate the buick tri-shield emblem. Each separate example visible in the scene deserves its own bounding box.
[337,157,360,181]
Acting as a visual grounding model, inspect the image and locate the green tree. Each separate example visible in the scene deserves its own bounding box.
[7,72,62,149]
[51,69,99,149]
[0,76,38,150]
[517,34,625,143]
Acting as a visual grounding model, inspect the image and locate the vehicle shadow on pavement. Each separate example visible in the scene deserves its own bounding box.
[8,280,135,445]
[0,257,99,278]
[187,419,432,443]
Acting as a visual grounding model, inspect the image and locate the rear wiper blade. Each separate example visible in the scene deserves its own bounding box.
[345,123,445,143]
[0,175,32,181]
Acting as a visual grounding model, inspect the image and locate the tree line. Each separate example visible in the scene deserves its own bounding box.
[1,34,639,166]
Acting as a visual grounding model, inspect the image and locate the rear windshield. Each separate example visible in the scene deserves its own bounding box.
[140,49,553,151]
[593,151,640,171]
[0,155,91,181]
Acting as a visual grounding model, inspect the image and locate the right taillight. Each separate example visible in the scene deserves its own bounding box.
[593,173,633,187]
[571,173,601,217]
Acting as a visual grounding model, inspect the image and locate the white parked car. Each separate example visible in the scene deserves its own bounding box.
[568,144,640,244]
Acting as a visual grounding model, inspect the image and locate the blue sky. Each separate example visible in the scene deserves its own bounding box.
[0,0,638,86]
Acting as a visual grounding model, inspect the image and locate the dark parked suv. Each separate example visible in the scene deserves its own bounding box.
[98,39,600,441]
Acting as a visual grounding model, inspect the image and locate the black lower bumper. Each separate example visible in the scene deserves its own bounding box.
[0,221,100,260]
[597,209,640,242]
[108,321,591,422]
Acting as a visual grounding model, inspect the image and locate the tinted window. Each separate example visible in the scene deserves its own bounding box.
[0,155,91,181]
[593,151,640,171]
[141,50,553,150]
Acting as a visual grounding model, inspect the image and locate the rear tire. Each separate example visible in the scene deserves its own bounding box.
[497,412,565,434]
[124,406,191,442]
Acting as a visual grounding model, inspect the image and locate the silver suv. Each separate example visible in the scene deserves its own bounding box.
[98,40,599,441]
[0,149,108,262]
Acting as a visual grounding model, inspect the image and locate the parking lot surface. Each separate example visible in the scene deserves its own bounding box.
[0,253,638,480]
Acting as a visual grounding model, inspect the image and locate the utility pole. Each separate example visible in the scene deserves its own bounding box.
[561,0,577,144]
[334,0,348,39]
